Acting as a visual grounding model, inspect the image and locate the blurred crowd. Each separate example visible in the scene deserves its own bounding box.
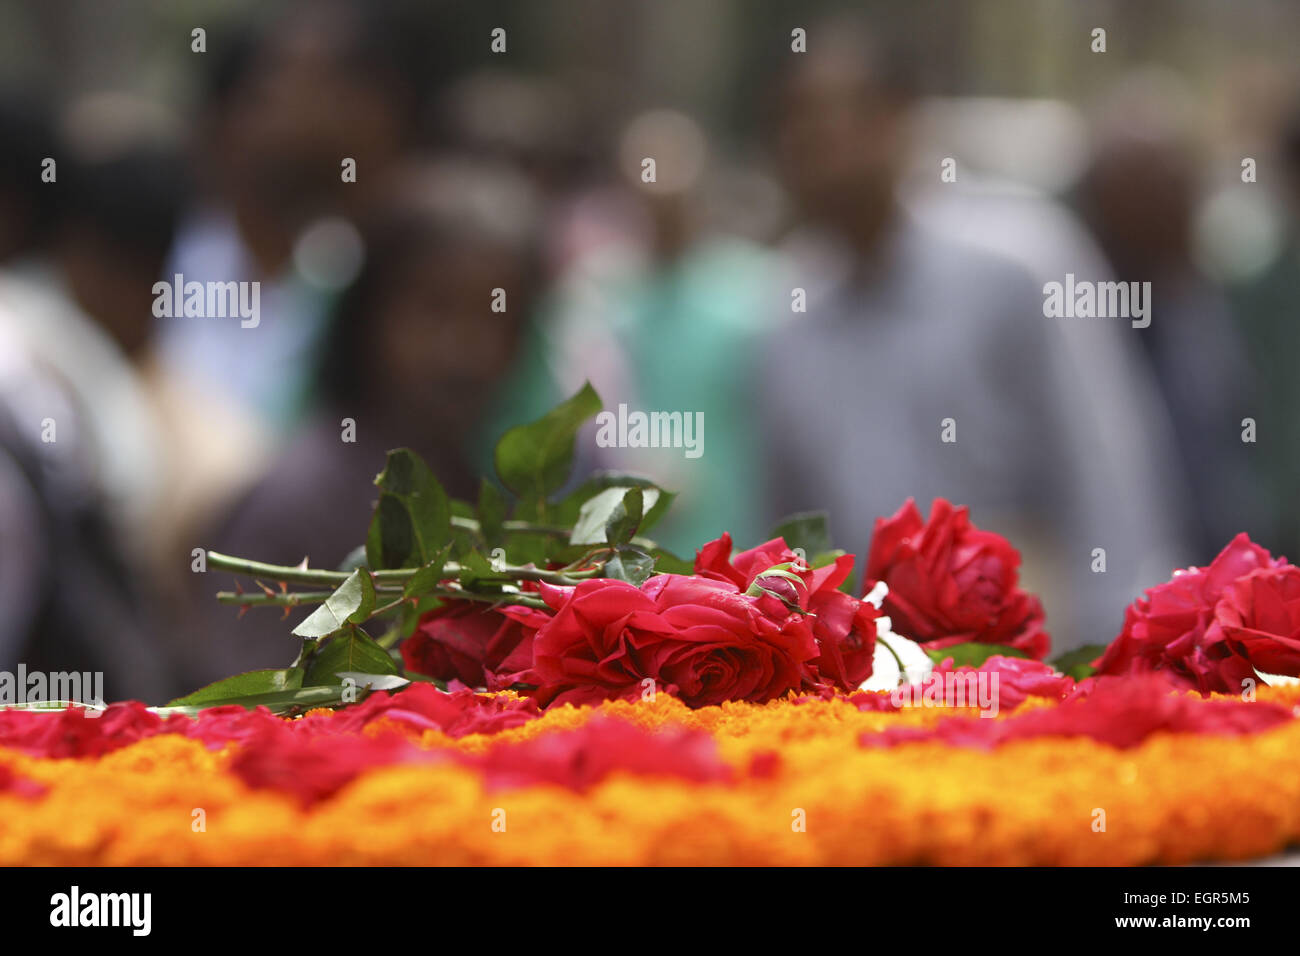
[1,0,1299,700]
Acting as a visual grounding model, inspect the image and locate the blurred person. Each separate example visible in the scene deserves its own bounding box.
[0,94,257,577]
[757,19,1193,652]
[1076,72,1266,556]
[157,0,429,436]
[1230,99,1300,558]
[0,103,193,700]
[489,108,784,555]
[188,158,541,681]
[0,98,186,560]
[0,327,179,702]
[434,69,597,223]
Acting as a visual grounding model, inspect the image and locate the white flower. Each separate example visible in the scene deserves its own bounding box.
[1255,668,1300,687]
[862,579,889,609]
[856,582,933,691]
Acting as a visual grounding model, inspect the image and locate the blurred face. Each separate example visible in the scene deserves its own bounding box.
[59,230,158,356]
[1084,141,1194,274]
[368,243,525,428]
[218,13,408,216]
[775,53,907,236]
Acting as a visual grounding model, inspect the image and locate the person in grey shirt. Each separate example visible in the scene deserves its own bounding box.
[757,22,1194,653]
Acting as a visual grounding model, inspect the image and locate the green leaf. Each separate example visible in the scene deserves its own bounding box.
[1050,644,1107,681]
[606,488,644,545]
[305,626,402,686]
[569,486,655,546]
[401,670,449,691]
[602,546,656,587]
[456,548,497,588]
[555,471,675,534]
[923,643,1029,667]
[477,478,507,548]
[771,511,833,560]
[366,495,413,570]
[544,542,603,566]
[292,568,377,638]
[161,684,350,716]
[639,490,676,536]
[503,530,552,569]
[336,544,369,572]
[402,545,451,599]
[334,672,410,692]
[365,449,452,570]
[166,668,304,707]
[648,547,693,575]
[497,494,552,566]
[448,499,480,560]
[494,383,602,501]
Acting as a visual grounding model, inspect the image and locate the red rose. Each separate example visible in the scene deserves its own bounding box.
[806,588,880,692]
[863,498,1049,659]
[525,574,820,708]
[402,600,550,690]
[696,533,877,691]
[695,534,805,591]
[1093,533,1289,694]
[1216,566,1300,677]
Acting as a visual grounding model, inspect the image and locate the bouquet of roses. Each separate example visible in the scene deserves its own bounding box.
[182,385,1300,715]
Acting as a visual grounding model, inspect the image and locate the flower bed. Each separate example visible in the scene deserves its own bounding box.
[2,677,1299,866]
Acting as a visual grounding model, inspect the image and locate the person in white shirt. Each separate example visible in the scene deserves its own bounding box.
[758,22,1194,652]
